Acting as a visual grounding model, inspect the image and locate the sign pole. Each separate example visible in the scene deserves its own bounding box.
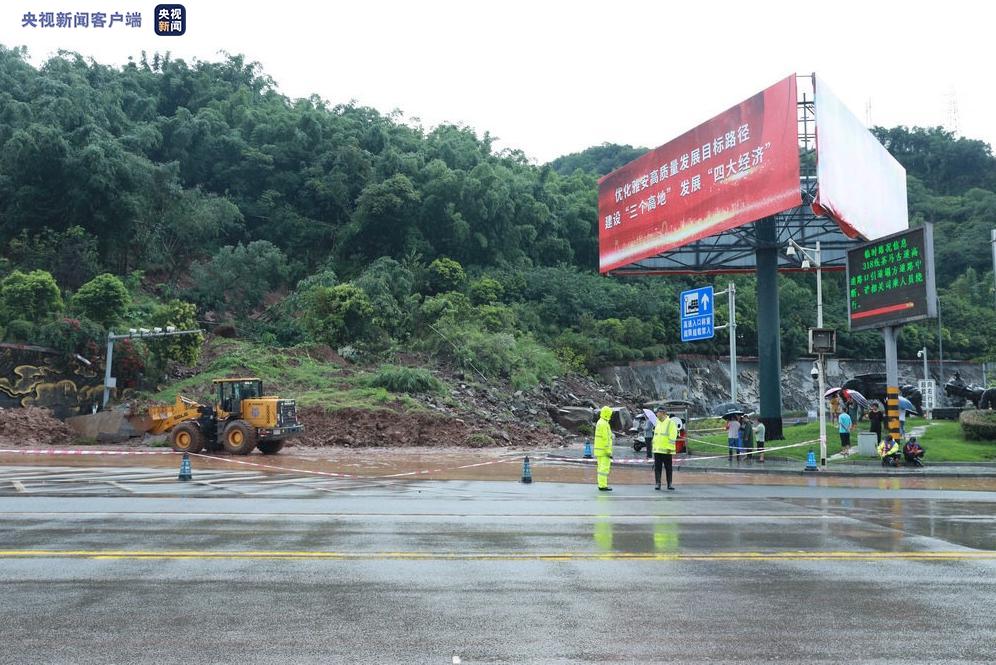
[883,325,902,445]
[102,332,115,408]
[728,282,737,402]
[818,354,827,467]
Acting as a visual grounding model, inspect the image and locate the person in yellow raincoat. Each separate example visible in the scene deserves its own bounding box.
[877,438,900,467]
[594,406,614,491]
[652,406,678,490]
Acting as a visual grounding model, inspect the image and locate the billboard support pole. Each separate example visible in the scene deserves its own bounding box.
[883,326,902,445]
[755,217,784,440]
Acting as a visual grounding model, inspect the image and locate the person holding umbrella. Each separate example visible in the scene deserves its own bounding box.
[725,411,742,463]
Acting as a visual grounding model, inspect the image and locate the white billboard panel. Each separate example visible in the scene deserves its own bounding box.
[813,78,908,240]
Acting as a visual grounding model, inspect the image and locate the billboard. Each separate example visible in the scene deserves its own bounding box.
[598,75,801,273]
[846,224,936,331]
[813,78,908,240]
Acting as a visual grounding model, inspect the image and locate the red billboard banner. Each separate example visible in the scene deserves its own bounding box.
[598,75,802,273]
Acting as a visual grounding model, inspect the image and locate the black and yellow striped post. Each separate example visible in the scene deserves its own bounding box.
[885,386,902,445]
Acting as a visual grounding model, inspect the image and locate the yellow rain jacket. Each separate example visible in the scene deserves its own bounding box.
[652,415,678,454]
[877,440,899,458]
[594,406,614,457]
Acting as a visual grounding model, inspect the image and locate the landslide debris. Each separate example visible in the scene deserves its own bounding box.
[0,406,77,446]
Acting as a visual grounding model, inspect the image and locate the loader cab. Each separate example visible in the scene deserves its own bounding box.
[214,378,263,416]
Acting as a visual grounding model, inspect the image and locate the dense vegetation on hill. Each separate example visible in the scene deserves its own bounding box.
[2,45,995,392]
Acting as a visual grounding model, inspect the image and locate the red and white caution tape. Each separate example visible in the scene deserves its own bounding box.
[0,447,519,480]
[0,448,174,456]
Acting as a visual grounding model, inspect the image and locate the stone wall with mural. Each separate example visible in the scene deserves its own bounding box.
[0,343,104,419]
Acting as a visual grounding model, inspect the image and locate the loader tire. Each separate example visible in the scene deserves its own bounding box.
[257,440,285,455]
[222,420,257,455]
[171,422,205,454]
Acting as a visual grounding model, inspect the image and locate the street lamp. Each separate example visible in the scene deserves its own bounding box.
[788,239,827,467]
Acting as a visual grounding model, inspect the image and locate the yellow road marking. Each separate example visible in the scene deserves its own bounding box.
[0,550,992,561]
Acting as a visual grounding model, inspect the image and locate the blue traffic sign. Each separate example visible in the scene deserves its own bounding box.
[680,286,714,342]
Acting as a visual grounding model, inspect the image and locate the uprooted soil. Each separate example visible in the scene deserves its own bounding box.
[0,407,77,447]
[295,406,562,449]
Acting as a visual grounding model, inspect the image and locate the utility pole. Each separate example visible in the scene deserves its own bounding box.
[714,282,738,402]
[103,327,203,408]
[991,229,996,310]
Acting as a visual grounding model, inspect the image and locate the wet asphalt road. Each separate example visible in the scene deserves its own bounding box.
[1,467,995,664]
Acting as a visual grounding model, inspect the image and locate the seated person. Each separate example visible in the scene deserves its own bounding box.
[903,437,926,467]
[877,438,901,467]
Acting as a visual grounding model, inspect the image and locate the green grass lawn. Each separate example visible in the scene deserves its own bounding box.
[687,417,996,462]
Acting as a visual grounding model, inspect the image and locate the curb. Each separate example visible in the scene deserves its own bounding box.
[542,454,996,479]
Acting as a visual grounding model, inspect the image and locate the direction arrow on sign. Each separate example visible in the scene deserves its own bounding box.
[679,286,715,342]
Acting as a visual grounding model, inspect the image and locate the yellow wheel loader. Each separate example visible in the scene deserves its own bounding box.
[149,378,304,455]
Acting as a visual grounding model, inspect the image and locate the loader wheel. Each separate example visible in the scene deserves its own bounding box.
[171,422,204,454]
[222,420,257,455]
[257,440,285,455]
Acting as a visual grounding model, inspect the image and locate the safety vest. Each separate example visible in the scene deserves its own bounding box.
[652,416,678,454]
[877,440,899,458]
[594,408,613,456]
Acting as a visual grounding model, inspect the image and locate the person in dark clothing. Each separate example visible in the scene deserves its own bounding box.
[652,406,679,490]
[643,415,654,459]
[903,437,925,466]
[740,415,755,464]
[867,402,884,443]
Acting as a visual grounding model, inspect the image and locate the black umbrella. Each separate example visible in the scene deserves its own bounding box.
[721,409,746,421]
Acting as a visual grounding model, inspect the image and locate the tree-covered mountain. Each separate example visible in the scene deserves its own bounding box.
[1,45,995,387]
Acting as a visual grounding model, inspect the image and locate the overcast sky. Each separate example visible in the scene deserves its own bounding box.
[1,0,991,163]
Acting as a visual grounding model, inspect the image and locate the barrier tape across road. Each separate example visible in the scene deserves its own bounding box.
[0,447,519,480]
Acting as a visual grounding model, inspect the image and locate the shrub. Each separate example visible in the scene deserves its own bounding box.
[367,365,443,394]
[302,284,374,347]
[35,317,104,358]
[0,269,63,323]
[466,432,496,448]
[72,273,130,327]
[422,320,562,387]
[959,409,996,440]
[476,304,517,333]
[4,319,36,343]
[426,257,466,295]
[469,277,504,305]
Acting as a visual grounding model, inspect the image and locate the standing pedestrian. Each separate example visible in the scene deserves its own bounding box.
[652,406,678,490]
[727,414,741,463]
[838,408,853,456]
[830,396,841,424]
[754,418,766,463]
[741,414,755,464]
[642,412,654,459]
[898,407,907,439]
[594,406,614,492]
[867,402,884,443]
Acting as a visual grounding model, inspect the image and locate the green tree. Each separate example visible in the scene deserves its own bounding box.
[5,225,101,290]
[72,273,130,327]
[302,284,374,348]
[188,241,290,316]
[0,269,63,324]
[426,257,466,295]
[146,300,203,365]
[468,276,504,305]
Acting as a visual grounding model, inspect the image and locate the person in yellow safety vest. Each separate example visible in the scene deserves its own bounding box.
[594,406,614,491]
[652,406,678,491]
[877,438,900,467]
